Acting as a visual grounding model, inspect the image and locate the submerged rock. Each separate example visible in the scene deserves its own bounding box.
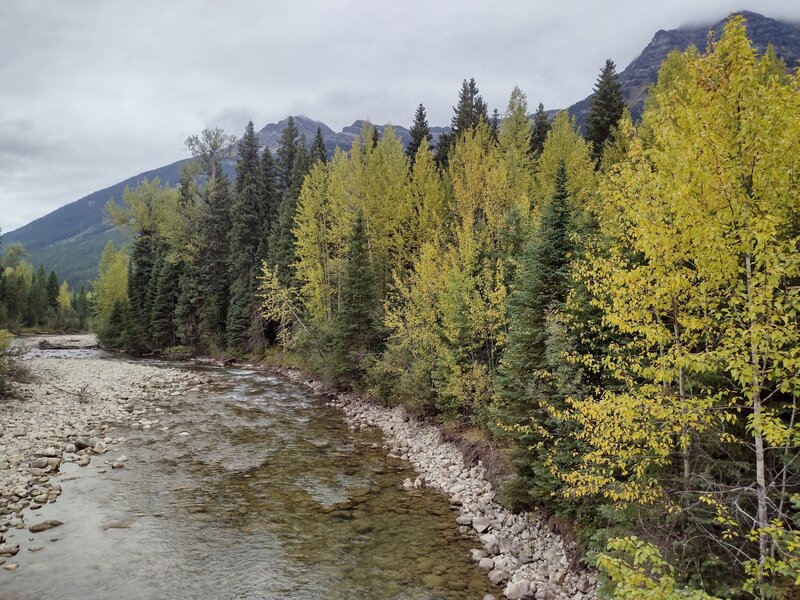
[29,520,62,533]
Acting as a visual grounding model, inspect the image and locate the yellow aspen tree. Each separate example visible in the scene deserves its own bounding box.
[563,16,800,593]
[364,125,411,292]
[398,138,448,270]
[57,281,71,312]
[535,111,596,218]
[498,86,534,219]
[292,160,336,321]
[93,241,129,328]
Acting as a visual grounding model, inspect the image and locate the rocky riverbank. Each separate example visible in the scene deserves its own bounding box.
[284,370,597,600]
[0,335,201,572]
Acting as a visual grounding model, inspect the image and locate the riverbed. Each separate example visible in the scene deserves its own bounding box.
[0,336,503,599]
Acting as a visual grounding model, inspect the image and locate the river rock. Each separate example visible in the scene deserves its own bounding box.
[456,514,474,526]
[480,532,499,554]
[38,447,59,458]
[0,543,19,556]
[534,586,557,600]
[478,557,494,571]
[577,575,592,594]
[3,563,19,571]
[29,520,62,533]
[93,441,107,454]
[29,457,48,469]
[505,580,533,599]
[74,437,93,450]
[472,516,492,533]
[488,568,509,585]
[471,548,488,561]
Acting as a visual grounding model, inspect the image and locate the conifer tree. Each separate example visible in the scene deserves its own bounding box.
[333,211,381,382]
[276,116,299,196]
[436,78,489,167]
[149,252,180,348]
[257,145,279,260]
[127,230,157,343]
[267,132,311,289]
[586,59,624,163]
[310,127,327,165]
[198,169,232,346]
[104,300,132,349]
[28,266,47,325]
[530,102,550,157]
[406,103,432,165]
[496,161,576,506]
[489,108,500,141]
[46,271,59,309]
[75,286,90,330]
[227,121,264,350]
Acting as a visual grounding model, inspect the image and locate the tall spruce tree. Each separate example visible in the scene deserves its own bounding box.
[198,166,233,347]
[127,229,158,345]
[310,127,327,165]
[267,130,311,289]
[227,121,264,350]
[585,59,624,163]
[149,252,180,348]
[489,108,500,141]
[46,271,59,309]
[530,102,551,157]
[406,103,432,165]
[257,145,279,259]
[436,78,489,167]
[333,211,381,382]
[496,161,577,508]
[28,266,47,325]
[276,116,299,197]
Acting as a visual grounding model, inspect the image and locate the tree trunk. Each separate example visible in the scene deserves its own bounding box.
[746,253,769,564]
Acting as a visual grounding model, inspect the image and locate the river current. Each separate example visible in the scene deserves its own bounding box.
[1,352,501,599]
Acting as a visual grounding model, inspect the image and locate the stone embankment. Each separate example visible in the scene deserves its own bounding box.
[311,382,597,600]
[0,335,201,572]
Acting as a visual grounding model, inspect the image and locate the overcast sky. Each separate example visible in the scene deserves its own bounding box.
[1,1,798,232]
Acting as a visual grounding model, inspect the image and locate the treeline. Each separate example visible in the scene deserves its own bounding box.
[0,241,92,332]
[95,19,799,598]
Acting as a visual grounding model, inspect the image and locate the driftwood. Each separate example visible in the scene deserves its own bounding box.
[49,383,91,403]
[37,339,99,351]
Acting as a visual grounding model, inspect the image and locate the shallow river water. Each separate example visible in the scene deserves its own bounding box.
[1,355,501,599]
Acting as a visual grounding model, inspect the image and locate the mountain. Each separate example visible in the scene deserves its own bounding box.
[255,115,450,156]
[565,11,800,130]
[3,11,798,287]
[1,159,193,288]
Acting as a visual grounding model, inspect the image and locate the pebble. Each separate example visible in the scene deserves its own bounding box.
[0,335,197,536]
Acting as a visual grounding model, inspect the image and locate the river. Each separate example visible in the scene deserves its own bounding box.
[1,347,501,599]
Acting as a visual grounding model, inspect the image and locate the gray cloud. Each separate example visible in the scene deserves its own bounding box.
[1,0,798,232]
